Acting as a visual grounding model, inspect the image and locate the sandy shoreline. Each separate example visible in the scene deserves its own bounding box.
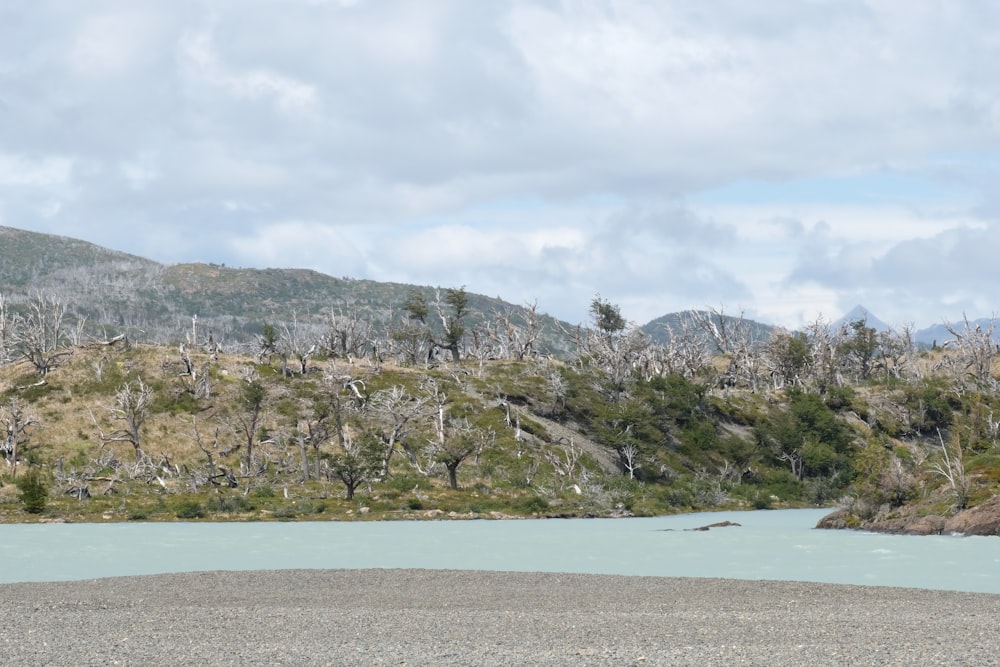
[2,569,999,666]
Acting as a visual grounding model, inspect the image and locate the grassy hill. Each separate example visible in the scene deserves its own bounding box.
[0,226,572,354]
[2,226,1000,531]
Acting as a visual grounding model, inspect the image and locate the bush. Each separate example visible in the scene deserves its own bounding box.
[15,469,48,514]
[517,495,550,514]
[211,495,255,513]
[174,499,205,519]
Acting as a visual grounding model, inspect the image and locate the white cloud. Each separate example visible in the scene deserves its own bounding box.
[68,10,162,80]
[3,1,1000,330]
[0,153,74,187]
[177,28,319,116]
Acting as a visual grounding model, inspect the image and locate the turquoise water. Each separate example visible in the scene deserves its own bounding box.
[2,509,998,592]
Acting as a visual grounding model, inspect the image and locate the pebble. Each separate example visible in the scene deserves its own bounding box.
[1,570,998,666]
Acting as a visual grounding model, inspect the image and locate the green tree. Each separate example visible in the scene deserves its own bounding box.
[329,433,382,500]
[590,296,626,340]
[435,287,469,362]
[15,468,48,514]
[403,289,429,323]
[436,425,492,490]
[838,319,878,382]
[257,322,278,363]
[231,379,267,476]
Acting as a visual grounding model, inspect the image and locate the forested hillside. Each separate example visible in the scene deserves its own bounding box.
[1,227,1000,532]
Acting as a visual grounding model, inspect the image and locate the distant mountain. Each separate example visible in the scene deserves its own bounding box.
[640,309,777,350]
[0,226,573,353]
[831,305,891,333]
[915,317,1000,347]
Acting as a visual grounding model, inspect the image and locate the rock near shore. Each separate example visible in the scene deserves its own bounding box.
[817,494,1000,536]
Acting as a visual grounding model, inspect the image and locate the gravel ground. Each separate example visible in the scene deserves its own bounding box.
[2,569,999,666]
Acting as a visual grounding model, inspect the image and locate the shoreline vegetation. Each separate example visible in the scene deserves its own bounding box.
[2,569,998,665]
[0,234,998,533]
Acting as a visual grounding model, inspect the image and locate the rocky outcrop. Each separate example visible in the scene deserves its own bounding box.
[817,495,1000,536]
[942,496,1000,536]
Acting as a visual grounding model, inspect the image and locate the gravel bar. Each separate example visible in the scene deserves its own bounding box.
[2,569,999,666]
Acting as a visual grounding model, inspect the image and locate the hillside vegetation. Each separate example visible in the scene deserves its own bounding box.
[1,227,1000,530]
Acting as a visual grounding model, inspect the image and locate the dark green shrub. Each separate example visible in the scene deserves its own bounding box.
[517,495,550,514]
[211,495,255,513]
[174,499,205,519]
[15,469,48,514]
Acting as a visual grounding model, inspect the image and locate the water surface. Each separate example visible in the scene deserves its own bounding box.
[2,509,998,592]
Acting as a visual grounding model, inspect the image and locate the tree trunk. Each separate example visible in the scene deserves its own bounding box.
[298,434,310,482]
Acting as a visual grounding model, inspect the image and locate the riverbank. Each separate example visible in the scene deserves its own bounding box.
[2,569,997,666]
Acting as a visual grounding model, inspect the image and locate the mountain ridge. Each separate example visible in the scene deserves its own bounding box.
[0,225,996,348]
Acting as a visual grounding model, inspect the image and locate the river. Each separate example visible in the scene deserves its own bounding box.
[2,508,998,592]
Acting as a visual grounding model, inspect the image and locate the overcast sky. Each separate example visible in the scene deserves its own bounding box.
[2,1,999,329]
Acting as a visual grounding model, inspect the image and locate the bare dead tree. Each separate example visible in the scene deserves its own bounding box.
[876,324,916,381]
[763,330,812,390]
[930,428,969,510]
[0,292,12,366]
[93,379,154,461]
[388,320,432,366]
[1,398,39,478]
[942,315,997,390]
[543,438,584,491]
[692,306,763,391]
[366,384,429,480]
[803,316,842,387]
[10,292,73,375]
[565,297,654,400]
[322,306,374,362]
[484,302,542,361]
[187,415,236,489]
[619,442,641,480]
[278,314,318,376]
[659,314,711,379]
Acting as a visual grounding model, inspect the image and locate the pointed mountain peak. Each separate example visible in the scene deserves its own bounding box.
[832,305,890,332]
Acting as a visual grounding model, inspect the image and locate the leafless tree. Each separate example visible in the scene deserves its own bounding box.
[762,329,812,390]
[11,292,73,375]
[388,320,432,366]
[692,306,763,391]
[1,398,39,478]
[660,315,711,379]
[484,302,542,361]
[803,316,842,387]
[322,306,374,362]
[366,384,429,480]
[568,296,654,399]
[93,378,154,461]
[876,324,916,381]
[941,315,997,390]
[278,314,318,376]
[930,428,969,510]
[0,292,12,366]
[619,442,641,480]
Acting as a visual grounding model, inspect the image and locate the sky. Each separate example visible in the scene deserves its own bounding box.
[2,1,1000,330]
